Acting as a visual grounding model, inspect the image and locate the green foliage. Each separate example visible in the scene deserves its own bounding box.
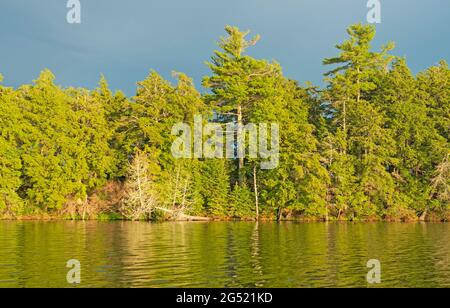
[92,76,130,177]
[0,24,448,221]
[199,159,230,217]
[229,184,254,218]
[417,61,450,143]
[0,82,23,215]
[322,24,399,219]
[15,70,114,210]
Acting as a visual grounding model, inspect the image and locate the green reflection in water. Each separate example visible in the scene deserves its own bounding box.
[0,221,448,288]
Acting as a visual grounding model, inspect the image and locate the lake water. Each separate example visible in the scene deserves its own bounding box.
[0,221,448,288]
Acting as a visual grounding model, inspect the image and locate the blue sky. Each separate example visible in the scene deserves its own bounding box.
[0,0,449,95]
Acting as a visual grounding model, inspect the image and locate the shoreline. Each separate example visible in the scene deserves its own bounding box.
[1,215,449,223]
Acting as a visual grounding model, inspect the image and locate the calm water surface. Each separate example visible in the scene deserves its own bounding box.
[0,221,448,288]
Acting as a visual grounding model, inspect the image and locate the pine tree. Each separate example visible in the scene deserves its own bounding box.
[373,59,447,219]
[417,61,450,143]
[322,24,397,219]
[251,78,329,220]
[203,25,278,187]
[0,24,448,221]
[199,159,230,217]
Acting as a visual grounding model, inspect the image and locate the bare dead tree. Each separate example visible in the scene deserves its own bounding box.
[420,153,450,221]
[120,151,157,221]
[430,153,450,202]
[121,154,210,221]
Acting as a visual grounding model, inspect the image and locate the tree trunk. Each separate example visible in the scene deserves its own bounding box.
[176,214,211,222]
[277,207,283,222]
[356,72,361,103]
[78,198,86,220]
[419,208,428,221]
[172,166,180,208]
[343,99,347,155]
[137,159,145,211]
[237,104,245,185]
[154,206,211,221]
[343,100,346,133]
[253,164,259,221]
[181,178,188,209]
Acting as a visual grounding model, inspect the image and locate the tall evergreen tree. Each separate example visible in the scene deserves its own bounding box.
[17,70,113,211]
[92,75,130,177]
[203,25,278,186]
[373,59,448,218]
[322,24,397,219]
[0,75,23,215]
[417,61,450,143]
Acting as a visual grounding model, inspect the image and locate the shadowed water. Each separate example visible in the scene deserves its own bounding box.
[0,221,448,288]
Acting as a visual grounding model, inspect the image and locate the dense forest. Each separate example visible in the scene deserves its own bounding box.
[0,24,449,221]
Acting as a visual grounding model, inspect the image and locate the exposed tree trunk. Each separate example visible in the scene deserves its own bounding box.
[356,67,361,103]
[343,100,346,133]
[181,178,188,209]
[253,164,259,221]
[237,104,245,185]
[277,207,283,222]
[419,208,428,221]
[136,159,145,211]
[154,206,210,221]
[176,214,211,222]
[172,166,180,208]
[121,152,157,221]
[343,99,347,155]
[78,198,86,220]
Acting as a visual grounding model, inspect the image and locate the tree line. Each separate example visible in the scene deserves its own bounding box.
[0,24,449,221]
